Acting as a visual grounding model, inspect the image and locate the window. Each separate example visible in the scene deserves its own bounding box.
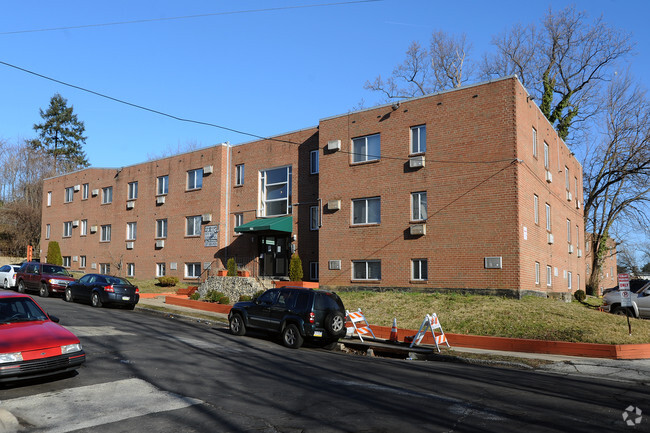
[260,166,292,216]
[310,206,319,230]
[310,262,319,280]
[410,125,426,154]
[127,222,137,241]
[567,219,571,243]
[576,225,580,248]
[352,260,381,280]
[128,181,138,200]
[63,256,71,267]
[532,127,537,157]
[535,262,540,285]
[352,133,380,163]
[412,259,428,281]
[80,256,86,268]
[545,203,551,231]
[185,263,201,278]
[157,175,169,195]
[100,225,111,242]
[156,219,168,238]
[544,142,549,169]
[565,167,570,191]
[310,150,319,174]
[411,191,427,221]
[534,194,539,225]
[568,271,573,290]
[577,274,580,291]
[186,215,202,237]
[63,221,72,237]
[352,197,380,225]
[82,183,89,200]
[46,224,50,240]
[47,191,52,206]
[100,263,110,274]
[127,263,135,277]
[80,219,87,236]
[65,187,74,203]
[235,164,245,186]
[234,213,243,233]
[574,177,579,201]
[156,263,166,277]
[102,186,113,204]
[547,265,552,287]
[187,168,203,190]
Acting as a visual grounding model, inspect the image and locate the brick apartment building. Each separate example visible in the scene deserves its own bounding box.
[41,76,587,296]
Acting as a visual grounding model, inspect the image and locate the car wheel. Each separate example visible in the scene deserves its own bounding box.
[281,324,303,349]
[3,279,8,289]
[65,288,74,302]
[91,292,103,308]
[229,314,246,336]
[17,281,25,293]
[612,306,628,316]
[325,311,346,337]
[39,283,49,297]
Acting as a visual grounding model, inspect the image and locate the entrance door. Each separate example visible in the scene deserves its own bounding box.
[259,235,290,277]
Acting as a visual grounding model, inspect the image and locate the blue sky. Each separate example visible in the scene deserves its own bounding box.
[1,0,648,168]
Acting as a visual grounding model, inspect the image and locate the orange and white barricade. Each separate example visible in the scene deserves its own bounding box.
[346,308,376,342]
[409,313,450,352]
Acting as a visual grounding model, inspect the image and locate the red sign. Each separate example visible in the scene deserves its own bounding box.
[618,273,630,283]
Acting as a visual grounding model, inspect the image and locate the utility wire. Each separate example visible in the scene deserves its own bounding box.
[0,1,382,35]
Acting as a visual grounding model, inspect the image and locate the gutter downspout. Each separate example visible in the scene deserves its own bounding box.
[224,142,231,264]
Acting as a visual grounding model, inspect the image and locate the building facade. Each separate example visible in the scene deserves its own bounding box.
[41,76,586,295]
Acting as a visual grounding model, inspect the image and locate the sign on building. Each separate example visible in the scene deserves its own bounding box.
[204,225,219,247]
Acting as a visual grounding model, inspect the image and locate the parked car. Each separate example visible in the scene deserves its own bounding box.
[228,287,347,349]
[602,279,648,295]
[16,262,76,297]
[65,274,139,309]
[0,291,85,382]
[0,264,21,289]
[602,280,650,318]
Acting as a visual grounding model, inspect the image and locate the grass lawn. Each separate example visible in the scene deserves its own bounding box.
[129,278,194,294]
[337,291,650,345]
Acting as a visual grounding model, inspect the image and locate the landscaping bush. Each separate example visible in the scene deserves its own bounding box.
[218,296,230,305]
[288,253,303,281]
[206,290,225,303]
[189,292,200,300]
[574,289,587,302]
[227,258,237,276]
[46,241,63,266]
[239,295,252,302]
[157,276,179,287]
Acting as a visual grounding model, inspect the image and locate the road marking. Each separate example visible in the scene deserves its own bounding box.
[65,326,136,337]
[0,378,202,433]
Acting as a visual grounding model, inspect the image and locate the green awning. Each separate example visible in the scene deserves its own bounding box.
[234,216,293,233]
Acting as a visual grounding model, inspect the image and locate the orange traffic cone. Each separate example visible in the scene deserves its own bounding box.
[389,318,398,342]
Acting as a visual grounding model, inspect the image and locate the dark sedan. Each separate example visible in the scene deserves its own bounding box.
[65,274,139,309]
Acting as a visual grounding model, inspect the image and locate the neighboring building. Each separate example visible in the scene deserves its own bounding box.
[585,234,618,294]
[41,76,585,296]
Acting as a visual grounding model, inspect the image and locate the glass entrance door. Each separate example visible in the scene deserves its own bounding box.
[259,235,290,277]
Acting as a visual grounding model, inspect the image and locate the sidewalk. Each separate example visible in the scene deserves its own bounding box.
[135,294,650,385]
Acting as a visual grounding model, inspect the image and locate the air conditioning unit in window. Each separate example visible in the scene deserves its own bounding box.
[170,262,178,270]
[547,233,554,244]
[73,184,80,192]
[409,223,426,236]
[126,242,134,250]
[327,140,341,151]
[577,249,583,258]
[203,165,213,175]
[73,256,78,262]
[545,171,553,183]
[72,220,79,227]
[202,213,212,223]
[568,244,574,254]
[328,260,341,270]
[155,240,165,248]
[409,155,425,168]
[566,191,573,201]
[156,196,165,205]
[126,201,135,209]
[91,189,99,196]
[327,199,341,211]
[90,225,98,233]
[484,257,502,269]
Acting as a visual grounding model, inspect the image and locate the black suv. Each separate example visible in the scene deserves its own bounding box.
[228,287,347,349]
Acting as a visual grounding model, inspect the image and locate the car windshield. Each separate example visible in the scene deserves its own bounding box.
[105,276,131,285]
[0,298,49,323]
[42,265,70,276]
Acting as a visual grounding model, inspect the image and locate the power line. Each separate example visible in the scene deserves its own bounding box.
[0,1,382,35]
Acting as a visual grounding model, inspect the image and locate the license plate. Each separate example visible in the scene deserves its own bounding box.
[313,331,323,338]
[122,296,130,301]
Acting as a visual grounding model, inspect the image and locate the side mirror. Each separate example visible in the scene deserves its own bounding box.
[49,314,60,323]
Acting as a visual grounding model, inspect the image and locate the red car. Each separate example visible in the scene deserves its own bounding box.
[16,262,76,297]
[0,291,85,382]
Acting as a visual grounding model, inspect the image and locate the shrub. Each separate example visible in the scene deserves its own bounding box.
[189,292,200,300]
[206,290,225,303]
[157,276,179,287]
[46,241,63,266]
[218,296,230,305]
[239,295,252,302]
[227,258,237,276]
[288,253,303,281]
[574,289,587,302]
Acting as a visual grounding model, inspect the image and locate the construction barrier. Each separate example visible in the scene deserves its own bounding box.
[346,308,376,342]
[408,313,450,352]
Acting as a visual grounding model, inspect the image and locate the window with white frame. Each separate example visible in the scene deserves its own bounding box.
[544,142,550,169]
[126,222,137,240]
[565,167,570,191]
[310,150,319,174]
[577,274,580,291]
[568,271,573,290]
[156,219,167,238]
[412,259,428,281]
[534,194,539,225]
[47,191,52,206]
[567,219,571,243]
[157,175,169,195]
[82,183,89,200]
[310,206,319,230]
[574,177,578,201]
[102,186,113,204]
[546,265,552,287]
[100,263,110,274]
[545,203,551,231]
[127,263,135,277]
[352,133,380,163]
[235,164,244,186]
[260,166,292,216]
[187,168,203,190]
[352,197,380,225]
[185,262,201,278]
[535,262,540,285]
[156,263,166,277]
[80,255,86,268]
[310,262,319,280]
[100,224,111,242]
[532,127,537,157]
[63,221,72,237]
[234,213,243,233]
[80,219,87,236]
[410,125,426,154]
[63,256,71,267]
[128,181,138,200]
[411,191,427,221]
[352,260,381,280]
[186,215,202,237]
[576,225,580,248]
[65,187,74,203]
[46,224,50,239]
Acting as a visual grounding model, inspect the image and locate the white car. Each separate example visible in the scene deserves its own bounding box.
[602,281,650,319]
[0,264,21,289]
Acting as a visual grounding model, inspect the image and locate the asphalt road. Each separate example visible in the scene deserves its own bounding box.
[1,296,648,432]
